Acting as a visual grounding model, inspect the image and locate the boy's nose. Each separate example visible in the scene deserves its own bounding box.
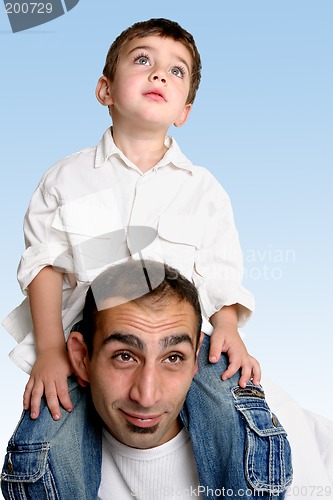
[153,75,166,83]
[149,71,167,84]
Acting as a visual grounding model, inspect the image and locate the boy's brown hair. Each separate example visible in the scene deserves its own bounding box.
[102,18,202,104]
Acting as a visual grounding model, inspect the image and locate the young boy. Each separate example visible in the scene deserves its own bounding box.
[4,18,260,421]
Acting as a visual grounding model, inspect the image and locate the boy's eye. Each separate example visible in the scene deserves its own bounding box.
[170,66,185,78]
[134,55,150,66]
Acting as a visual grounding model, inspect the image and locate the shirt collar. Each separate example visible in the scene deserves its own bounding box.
[94,128,194,173]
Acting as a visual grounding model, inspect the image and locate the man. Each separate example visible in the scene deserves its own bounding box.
[1,260,292,499]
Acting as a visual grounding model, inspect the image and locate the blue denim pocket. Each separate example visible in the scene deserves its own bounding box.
[1,443,59,499]
[2,443,50,483]
[232,385,293,494]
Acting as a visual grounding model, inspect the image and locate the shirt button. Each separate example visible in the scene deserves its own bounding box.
[272,415,279,427]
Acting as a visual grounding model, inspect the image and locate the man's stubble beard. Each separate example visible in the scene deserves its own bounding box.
[126,421,159,434]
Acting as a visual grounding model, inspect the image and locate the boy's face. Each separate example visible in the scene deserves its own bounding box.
[98,35,193,132]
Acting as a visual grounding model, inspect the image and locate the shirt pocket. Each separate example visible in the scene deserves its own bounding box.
[157,214,204,280]
[51,198,127,283]
[232,385,293,493]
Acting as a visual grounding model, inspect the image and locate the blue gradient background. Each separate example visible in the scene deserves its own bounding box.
[1,0,332,472]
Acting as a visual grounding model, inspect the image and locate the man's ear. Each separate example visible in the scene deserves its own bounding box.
[174,103,192,128]
[95,76,114,107]
[67,331,91,387]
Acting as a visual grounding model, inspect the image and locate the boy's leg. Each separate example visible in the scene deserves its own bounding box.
[182,335,292,499]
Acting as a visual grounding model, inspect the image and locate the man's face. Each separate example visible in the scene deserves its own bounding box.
[103,35,193,131]
[85,299,199,449]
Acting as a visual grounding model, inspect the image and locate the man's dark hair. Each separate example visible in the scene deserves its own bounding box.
[75,259,202,356]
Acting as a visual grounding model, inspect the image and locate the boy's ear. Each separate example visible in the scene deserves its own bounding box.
[174,103,192,128]
[96,76,114,106]
[67,331,91,387]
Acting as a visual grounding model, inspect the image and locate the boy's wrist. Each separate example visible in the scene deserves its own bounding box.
[36,339,66,354]
[210,304,238,329]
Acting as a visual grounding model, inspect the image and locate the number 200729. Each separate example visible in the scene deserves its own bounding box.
[6,3,53,14]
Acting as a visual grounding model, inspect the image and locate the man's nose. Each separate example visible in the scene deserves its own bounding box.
[129,364,162,408]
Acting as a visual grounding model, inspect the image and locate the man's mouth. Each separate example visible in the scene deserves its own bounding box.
[122,411,162,428]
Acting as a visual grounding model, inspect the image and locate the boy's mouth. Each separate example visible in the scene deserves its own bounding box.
[143,89,166,101]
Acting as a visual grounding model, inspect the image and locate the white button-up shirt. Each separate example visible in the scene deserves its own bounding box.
[3,128,254,372]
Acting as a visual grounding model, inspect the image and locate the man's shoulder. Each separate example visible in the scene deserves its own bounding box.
[8,379,99,446]
[1,379,102,499]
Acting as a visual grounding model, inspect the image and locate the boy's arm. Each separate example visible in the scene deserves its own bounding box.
[210,304,261,387]
[23,266,73,420]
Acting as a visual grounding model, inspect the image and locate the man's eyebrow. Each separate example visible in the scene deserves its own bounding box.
[160,334,194,350]
[103,333,194,351]
[103,332,145,351]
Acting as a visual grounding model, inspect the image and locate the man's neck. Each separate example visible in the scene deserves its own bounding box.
[103,426,186,455]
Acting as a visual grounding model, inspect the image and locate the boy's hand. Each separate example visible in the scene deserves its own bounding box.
[209,323,261,388]
[23,346,73,420]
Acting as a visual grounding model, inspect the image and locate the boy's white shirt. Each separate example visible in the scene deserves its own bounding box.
[2,127,254,373]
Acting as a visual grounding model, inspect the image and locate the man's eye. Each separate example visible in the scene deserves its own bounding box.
[113,352,133,363]
[135,55,150,66]
[164,354,184,364]
[170,66,185,78]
